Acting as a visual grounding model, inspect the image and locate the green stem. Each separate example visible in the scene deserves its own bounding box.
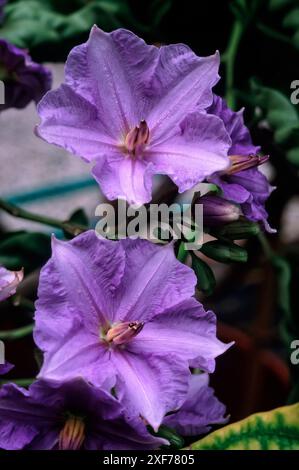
[177,241,189,263]
[257,22,292,46]
[11,295,35,312]
[224,20,244,110]
[0,377,35,387]
[257,231,274,260]
[0,323,34,340]
[0,198,86,237]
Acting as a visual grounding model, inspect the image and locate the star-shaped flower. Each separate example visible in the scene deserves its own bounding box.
[36,26,231,205]
[34,232,231,430]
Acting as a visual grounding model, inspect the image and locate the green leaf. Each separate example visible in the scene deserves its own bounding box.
[250,81,299,165]
[0,232,51,274]
[63,208,89,239]
[0,0,146,53]
[287,147,299,164]
[152,425,184,449]
[187,403,299,450]
[283,7,299,29]
[268,0,295,11]
[67,208,89,227]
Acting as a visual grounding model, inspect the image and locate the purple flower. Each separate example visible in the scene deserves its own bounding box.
[164,373,228,436]
[36,26,231,205]
[34,232,231,430]
[0,363,13,376]
[0,39,52,111]
[0,266,23,301]
[0,378,166,450]
[208,96,275,232]
[194,194,241,227]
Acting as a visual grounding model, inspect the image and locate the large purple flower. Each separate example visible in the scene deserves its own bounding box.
[36,26,231,205]
[34,232,231,430]
[0,378,166,450]
[0,266,23,301]
[208,96,274,231]
[164,373,228,436]
[0,39,52,111]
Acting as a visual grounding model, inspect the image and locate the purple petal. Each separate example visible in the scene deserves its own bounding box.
[129,298,232,372]
[0,363,14,376]
[0,378,165,450]
[0,266,23,302]
[211,174,251,204]
[147,52,220,144]
[112,349,189,430]
[228,168,276,230]
[36,84,117,163]
[74,26,137,138]
[92,156,154,205]
[34,232,125,350]
[0,39,52,111]
[114,239,197,323]
[0,384,47,449]
[38,327,114,388]
[208,95,260,156]
[145,112,230,193]
[164,373,228,436]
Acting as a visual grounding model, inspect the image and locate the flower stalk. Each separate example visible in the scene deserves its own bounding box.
[0,198,86,237]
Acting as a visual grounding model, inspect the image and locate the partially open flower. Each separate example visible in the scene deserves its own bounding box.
[0,39,52,111]
[193,194,240,227]
[208,95,275,232]
[0,266,23,301]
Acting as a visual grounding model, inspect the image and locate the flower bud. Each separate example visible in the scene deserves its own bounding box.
[194,195,240,227]
[0,266,23,302]
[200,241,248,263]
[213,220,260,240]
[191,252,216,296]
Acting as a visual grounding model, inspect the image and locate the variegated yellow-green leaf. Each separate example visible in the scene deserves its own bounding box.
[187,403,299,450]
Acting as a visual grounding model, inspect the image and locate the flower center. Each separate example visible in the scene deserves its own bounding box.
[58,416,86,450]
[124,120,150,157]
[227,154,269,175]
[105,321,144,346]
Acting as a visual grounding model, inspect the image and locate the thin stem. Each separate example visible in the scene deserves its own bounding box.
[257,22,292,46]
[0,377,35,386]
[0,198,86,237]
[11,295,35,312]
[224,20,244,110]
[0,323,34,340]
[257,231,274,260]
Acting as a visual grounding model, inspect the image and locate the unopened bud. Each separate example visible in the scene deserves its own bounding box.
[191,252,216,296]
[213,220,260,240]
[194,195,240,227]
[200,241,248,263]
